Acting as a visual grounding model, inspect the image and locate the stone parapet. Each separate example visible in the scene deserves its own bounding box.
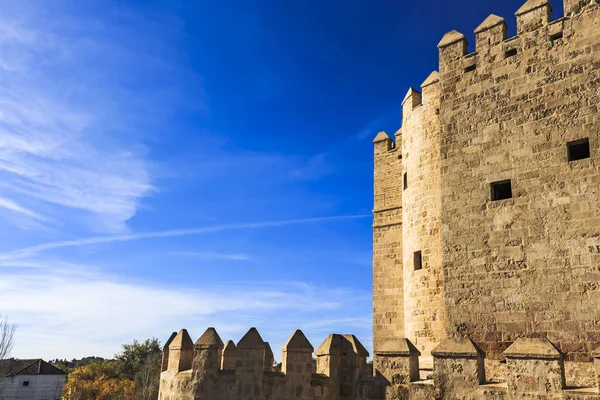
[159,327,371,400]
[504,338,566,398]
[432,337,486,399]
[374,338,420,398]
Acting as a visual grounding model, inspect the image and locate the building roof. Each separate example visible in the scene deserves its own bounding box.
[0,359,66,377]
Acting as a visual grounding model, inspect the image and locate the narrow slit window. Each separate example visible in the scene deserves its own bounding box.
[403,172,408,190]
[414,251,422,271]
[464,64,476,73]
[550,32,564,42]
[567,138,590,161]
[491,180,512,201]
[505,48,517,58]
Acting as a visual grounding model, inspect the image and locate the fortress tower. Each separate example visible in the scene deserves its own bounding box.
[373,0,600,393]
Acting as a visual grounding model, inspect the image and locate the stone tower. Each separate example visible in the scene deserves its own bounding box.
[373,61,446,365]
[373,0,600,387]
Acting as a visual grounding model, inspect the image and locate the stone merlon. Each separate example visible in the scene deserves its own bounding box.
[437,30,466,48]
[474,14,507,33]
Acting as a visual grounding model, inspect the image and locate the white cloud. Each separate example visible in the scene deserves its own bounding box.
[0,2,162,233]
[0,2,375,363]
[0,266,371,360]
[0,196,42,220]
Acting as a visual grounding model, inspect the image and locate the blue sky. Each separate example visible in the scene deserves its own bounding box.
[0,0,566,360]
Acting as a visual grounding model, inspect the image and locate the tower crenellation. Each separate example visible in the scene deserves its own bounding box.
[474,15,508,56]
[161,331,177,373]
[516,0,552,34]
[167,329,194,374]
[222,340,237,371]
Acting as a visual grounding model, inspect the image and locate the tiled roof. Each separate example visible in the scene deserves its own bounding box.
[0,359,66,377]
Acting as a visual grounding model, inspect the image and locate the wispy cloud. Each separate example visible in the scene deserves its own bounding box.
[0,1,375,363]
[0,1,194,233]
[1,267,370,360]
[166,251,250,261]
[290,153,335,181]
[0,214,370,261]
[354,110,400,141]
[0,196,43,220]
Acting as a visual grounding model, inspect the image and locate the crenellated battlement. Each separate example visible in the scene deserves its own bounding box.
[437,0,599,80]
[374,336,600,399]
[158,327,373,400]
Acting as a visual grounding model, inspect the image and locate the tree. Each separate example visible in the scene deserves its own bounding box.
[62,361,135,400]
[134,352,161,400]
[0,315,16,360]
[62,338,162,400]
[115,338,162,400]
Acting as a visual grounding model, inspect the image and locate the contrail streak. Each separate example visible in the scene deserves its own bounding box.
[0,214,371,261]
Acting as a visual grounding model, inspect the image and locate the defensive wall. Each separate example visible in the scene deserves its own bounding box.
[158,327,600,399]
[158,327,374,400]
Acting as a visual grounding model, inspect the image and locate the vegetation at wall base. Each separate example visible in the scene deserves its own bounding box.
[59,338,161,400]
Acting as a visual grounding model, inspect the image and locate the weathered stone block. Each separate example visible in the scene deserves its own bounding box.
[375,338,421,400]
[432,337,485,399]
[564,0,586,16]
[594,347,600,392]
[504,338,565,399]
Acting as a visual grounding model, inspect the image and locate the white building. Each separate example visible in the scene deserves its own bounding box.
[0,359,66,400]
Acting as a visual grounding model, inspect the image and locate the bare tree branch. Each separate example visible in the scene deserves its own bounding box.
[0,315,16,360]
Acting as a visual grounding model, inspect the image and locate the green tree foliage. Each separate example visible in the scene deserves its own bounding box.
[115,338,161,380]
[115,338,162,400]
[62,338,162,400]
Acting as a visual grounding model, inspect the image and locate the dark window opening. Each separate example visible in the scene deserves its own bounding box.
[414,251,423,271]
[567,138,590,161]
[505,48,518,58]
[550,32,564,42]
[22,381,30,387]
[464,64,476,73]
[491,180,513,201]
[403,172,408,190]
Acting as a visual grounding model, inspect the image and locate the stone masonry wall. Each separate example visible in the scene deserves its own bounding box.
[373,131,404,355]
[401,74,445,360]
[159,328,372,400]
[438,0,600,387]
[373,0,600,393]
